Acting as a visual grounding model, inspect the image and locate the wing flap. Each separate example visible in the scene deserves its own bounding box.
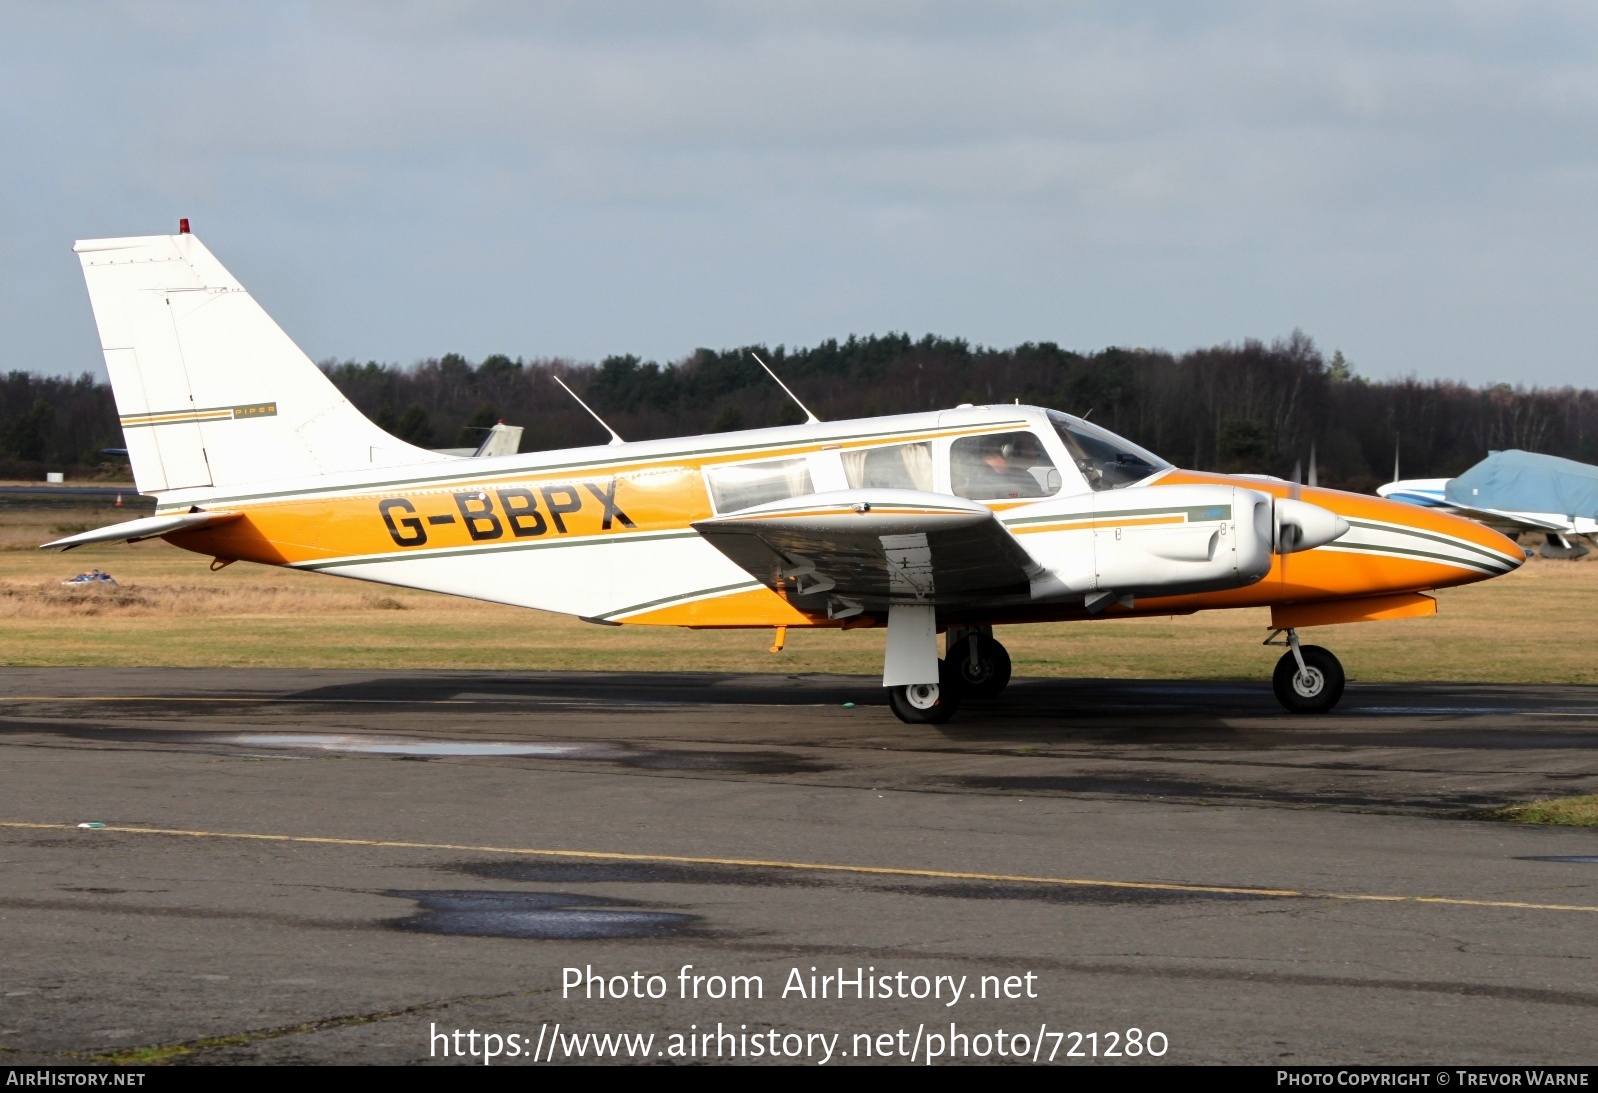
[692,490,1040,613]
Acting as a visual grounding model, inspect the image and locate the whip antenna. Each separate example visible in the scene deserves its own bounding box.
[552,376,624,445]
[750,352,820,425]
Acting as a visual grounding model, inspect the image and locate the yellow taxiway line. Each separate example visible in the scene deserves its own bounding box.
[3,821,1594,914]
[2,695,486,705]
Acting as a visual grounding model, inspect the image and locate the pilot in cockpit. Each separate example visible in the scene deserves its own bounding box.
[959,433,1054,499]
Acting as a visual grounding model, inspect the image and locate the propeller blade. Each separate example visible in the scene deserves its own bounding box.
[1290,459,1302,502]
[1308,443,1318,489]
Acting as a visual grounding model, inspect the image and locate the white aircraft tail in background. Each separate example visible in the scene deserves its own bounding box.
[472,422,523,458]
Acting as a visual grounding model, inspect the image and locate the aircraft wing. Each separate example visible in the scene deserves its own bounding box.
[691,490,1040,617]
[1437,503,1569,533]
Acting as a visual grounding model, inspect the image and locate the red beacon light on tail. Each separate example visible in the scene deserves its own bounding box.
[179,218,190,234]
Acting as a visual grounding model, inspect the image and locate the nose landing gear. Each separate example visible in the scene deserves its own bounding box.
[1266,628,1345,713]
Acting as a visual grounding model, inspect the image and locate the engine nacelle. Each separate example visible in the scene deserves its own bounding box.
[1023,484,1275,604]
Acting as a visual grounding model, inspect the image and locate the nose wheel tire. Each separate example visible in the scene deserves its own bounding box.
[946,635,1012,699]
[1272,645,1345,713]
[888,660,965,724]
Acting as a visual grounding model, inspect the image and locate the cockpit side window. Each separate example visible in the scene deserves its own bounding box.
[950,431,1062,500]
[1048,411,1169,491]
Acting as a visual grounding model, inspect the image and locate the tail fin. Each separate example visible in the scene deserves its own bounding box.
[473,421,524,458]
[74,231,449,495]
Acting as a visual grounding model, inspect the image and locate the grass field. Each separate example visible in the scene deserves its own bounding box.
[4,503,1596,682]
[1485,796,1598,827]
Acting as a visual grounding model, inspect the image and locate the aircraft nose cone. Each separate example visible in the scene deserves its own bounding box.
[1276,497,1350,554]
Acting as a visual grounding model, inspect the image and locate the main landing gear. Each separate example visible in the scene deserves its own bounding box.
[888,659,963,724]
[1266,629,1345,714]
[946,628,1012,700]
[888,627,1013,725]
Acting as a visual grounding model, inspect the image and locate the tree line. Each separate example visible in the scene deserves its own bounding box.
[6,333,1597,493]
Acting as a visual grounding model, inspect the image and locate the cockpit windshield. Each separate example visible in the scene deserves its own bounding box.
[1047,411,1170,491]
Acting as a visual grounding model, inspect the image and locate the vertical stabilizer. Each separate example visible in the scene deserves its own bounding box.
[75,232,450,495]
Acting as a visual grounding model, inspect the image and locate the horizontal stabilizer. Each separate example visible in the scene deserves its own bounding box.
[41,511,242,551]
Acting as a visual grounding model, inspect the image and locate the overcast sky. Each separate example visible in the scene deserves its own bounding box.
[3,1,1597,385]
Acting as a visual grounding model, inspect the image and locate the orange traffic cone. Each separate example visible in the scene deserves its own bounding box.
[114,493,122,507]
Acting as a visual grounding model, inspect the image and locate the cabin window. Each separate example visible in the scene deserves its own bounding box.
[842,441,933,492]
[950,431,1062,500]
[1047,411,1169,491]
[704,457,814,513]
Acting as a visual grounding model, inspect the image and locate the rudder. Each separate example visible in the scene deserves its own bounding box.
[75,230,448,495]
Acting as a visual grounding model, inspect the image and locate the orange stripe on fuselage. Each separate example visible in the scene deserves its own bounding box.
[162,452,1522,628]
[617,586,822,628]
[164,422,1031,568]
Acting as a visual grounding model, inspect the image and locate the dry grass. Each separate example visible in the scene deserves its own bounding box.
[1482,796,1598,827]
[0,581,411,618]
[3,505,1598,680]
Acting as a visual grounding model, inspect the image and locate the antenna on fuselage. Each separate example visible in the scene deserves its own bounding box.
[749,352,820,425]
[551,375,624,445]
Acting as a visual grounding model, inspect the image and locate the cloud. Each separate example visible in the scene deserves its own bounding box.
[3,2,1598,383]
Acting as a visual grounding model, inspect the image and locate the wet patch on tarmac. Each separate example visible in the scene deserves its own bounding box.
[57,886,128,894]
[114,732,836,776]
[285,671,882,709]
[226,734,585,758]
[1225,730,1598,750]
[934,773,1515,812]
[384,890,701,939]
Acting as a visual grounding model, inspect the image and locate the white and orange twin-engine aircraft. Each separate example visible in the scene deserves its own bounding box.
[49,228,1525,722]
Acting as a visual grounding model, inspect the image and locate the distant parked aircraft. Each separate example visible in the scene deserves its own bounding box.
[1379,449,1598,559]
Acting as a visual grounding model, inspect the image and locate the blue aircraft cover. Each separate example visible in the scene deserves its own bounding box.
[1445,449,1598,519]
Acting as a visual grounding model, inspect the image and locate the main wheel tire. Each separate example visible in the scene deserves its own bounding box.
[946,635,1012,699]
[888,659,965,724]
[1272,645,1345,713]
